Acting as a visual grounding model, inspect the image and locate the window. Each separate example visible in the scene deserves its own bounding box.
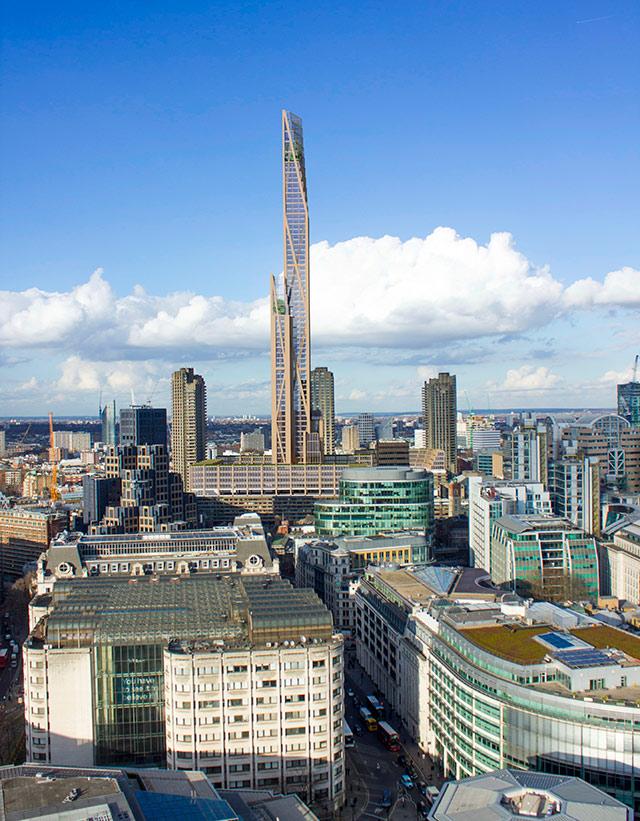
[257,761,279,770]
[312,660,326,668]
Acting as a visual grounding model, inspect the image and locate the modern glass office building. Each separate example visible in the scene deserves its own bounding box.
[490,514,600,601]
[355,566,640,812]
[314,467,434,537]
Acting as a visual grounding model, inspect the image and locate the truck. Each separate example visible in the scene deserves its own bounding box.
[358,706,378,731]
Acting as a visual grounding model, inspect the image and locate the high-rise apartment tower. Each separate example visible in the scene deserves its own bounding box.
[311,366,335,456]
[422,373,457,473]
[271,111,313,464]
[171,367,206,491]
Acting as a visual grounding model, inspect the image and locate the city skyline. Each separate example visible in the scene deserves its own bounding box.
[1,2,639,416]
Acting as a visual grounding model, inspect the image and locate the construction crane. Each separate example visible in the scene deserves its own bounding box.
[48,411,60,502]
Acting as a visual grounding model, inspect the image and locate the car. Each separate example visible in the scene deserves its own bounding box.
[354,725,363,736]
[380,788,393,808]
[400,774,414,790]
[418,781,427,796]
[396,754,407,768]
[346,688,354,698]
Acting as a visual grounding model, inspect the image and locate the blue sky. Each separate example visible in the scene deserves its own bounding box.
[1,0,639,416]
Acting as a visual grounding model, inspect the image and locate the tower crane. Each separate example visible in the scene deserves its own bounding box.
[48,411,60,502]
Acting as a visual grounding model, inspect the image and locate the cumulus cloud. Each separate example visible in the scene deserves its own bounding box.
[564,267,640,308]
[491,365,562,394]
[0,270,114,348]
[599,367,636,385]
[1,229,638,365]
[57,356,163,397]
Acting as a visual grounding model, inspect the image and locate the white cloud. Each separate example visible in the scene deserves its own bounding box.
[348,388,367,401]
[0,229,637,370]
[493,365,562,394]
[0,269,114,348]
[57,356,163,398]
[564,267,640,308]
[599,367,636,385]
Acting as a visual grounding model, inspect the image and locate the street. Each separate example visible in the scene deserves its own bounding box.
[342,650,442,821]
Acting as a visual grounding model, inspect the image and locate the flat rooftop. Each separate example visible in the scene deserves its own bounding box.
[460,624,551,664]
[431,769,629,821]
[1,774,124,819]
[458,622,640,667]
[29,574,334,649]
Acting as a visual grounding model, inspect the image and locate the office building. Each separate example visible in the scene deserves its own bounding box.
[295,533,430,632]
[564,414,640,494]
[490,514,599,601]
[0,429,7,457]
[601,523,640,604]
[430,770,630,821]
[468,476,552,571]
[469,427,501,452]
[311,367,335,456]
[171,367,206,491]
[100,399,117,446]
[549,453,600,535]
[37,514,274,592]
[357,413,375,448]
[240,429,265,453]
[373,439,409,466]
[422,373,457,473]
[271,112,314,465]
[85,444,197,533]
[341,425,360,454]
[190,462,347,525]
[82,474,119,525]
[618,379,640,428]
[0,506,68,579]
[473,449,504,477]
[355,566,640,811]
[314,467,434,538]
[52,430,92,453]
[120,405,167,447]
[511,417,550,485]
[0,764,319,821]
[414,428,426,449]
[24,574,345,811]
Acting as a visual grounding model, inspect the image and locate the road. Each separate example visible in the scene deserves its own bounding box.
[342,649,442,821]
[0,606,26,765]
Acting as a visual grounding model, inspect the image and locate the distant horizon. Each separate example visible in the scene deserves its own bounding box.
[0,405,618,423]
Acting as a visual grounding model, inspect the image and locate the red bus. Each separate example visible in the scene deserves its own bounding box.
[377,720,401,751]
[0,648,8,669]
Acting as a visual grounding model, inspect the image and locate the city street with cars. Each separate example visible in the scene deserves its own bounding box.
[342,649,443,820]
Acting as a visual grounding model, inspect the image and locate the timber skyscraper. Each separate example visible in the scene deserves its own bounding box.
[271,111,314,464]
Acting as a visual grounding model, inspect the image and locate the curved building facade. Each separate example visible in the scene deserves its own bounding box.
[354,566,640,812]
[314,467,434,537]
